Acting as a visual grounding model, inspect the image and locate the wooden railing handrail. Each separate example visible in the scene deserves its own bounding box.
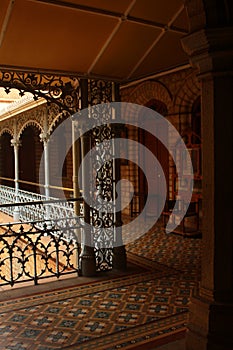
[0,177,74,192]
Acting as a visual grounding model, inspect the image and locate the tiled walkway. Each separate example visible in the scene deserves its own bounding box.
[0,218,202,349]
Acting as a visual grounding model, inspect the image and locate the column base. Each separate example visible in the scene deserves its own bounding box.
[186,293,233,350]
[79,246,96,277]
[112,246,127,270]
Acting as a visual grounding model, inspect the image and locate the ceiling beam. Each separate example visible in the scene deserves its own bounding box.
[127,16,188,34]
[29,0,188,34]
[0,0,15,48]
[0,64,123,82]
[121,63,191,89]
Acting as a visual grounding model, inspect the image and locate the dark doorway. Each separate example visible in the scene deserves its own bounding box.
[19,126,43,193]
[138,100,169,216]
[0,133,14,187]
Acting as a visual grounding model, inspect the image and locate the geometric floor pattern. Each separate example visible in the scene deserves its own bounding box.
[0,220,202,349]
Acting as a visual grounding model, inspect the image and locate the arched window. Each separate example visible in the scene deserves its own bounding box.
[145,99,168,116]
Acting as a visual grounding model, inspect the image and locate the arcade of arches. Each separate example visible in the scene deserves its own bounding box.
[0,1,232,349]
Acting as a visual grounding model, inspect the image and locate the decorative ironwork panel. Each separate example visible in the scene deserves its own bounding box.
[88,80,112,105]
[0,70,80,114]
[0,219,81,287]
[88,80,114,270]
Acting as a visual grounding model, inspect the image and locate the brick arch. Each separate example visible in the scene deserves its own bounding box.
[173,71,200,115]
[18,120,43,140]
[145,99,168,116]
[0,128,14,138]
[126,80,173,111]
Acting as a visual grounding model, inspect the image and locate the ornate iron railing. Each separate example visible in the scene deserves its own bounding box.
[0,218,81,287]
[0,185,80,229]
[0,185,115,273]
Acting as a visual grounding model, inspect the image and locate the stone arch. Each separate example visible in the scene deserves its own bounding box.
[126,80,173,111]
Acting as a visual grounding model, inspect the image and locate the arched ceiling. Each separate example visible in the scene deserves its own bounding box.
[0,0,190,82]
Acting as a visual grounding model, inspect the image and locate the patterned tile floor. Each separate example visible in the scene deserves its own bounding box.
[0,220,202,349]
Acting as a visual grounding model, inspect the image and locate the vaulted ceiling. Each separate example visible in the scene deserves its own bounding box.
[0,0,190,82]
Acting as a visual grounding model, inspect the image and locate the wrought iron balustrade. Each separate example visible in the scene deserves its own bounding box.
[0,218,81,287]
[0,185,83,229]
[0,185,115,273]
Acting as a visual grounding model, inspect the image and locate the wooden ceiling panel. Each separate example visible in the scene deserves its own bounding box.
[0,0,118,72]
[0,0,191,81]
[129,0,184,25]
[133,31,189,79]
[92,22,162,80]
[172,7,189,30]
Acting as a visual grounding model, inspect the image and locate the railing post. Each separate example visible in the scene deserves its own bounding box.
[40,132,50,201]
[11,138,21,221]
[40,131,51,222]
[72,118,82,274]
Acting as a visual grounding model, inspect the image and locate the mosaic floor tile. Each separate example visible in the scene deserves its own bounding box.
[0,221,201,349]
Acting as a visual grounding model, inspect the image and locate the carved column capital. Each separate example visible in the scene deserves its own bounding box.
[11,139,21,148]
[181,27,233,75]
[39,132,50,143]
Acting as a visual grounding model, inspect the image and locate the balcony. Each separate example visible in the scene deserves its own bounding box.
[0,185,82,287]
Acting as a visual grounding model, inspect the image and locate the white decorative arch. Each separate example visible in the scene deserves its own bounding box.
[0,128,14,138]
[18,120,43,139]
[48,110,69,135]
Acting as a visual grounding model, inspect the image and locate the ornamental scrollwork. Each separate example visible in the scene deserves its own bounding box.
[0,220,80,287]
[0,70,80,114]
[87,80,114,270]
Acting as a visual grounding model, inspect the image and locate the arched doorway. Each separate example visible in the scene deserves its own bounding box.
[19,126,43,193]
[138,99,169,215]
[0,132,14,187]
